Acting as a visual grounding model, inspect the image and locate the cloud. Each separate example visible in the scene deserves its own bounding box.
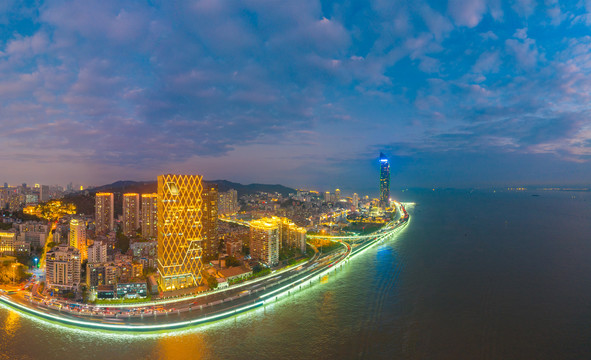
[545,0,566,26]
[512,0,537,17]
[448,0,487,27]
[472,51,501,74]
[480,30,498,40]
[419,3,453,40]
[5,31,49,56]
[2,0,591,187]
[505,29,540,70]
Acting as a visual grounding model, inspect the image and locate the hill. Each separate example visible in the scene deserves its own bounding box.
[207,180,295,197]
[62,179,296,216]
[88,179,295,197]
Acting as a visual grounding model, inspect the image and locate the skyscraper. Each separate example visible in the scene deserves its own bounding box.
[95,192,114,234]
[352,193,359,210]
[379,152,390,208]
[122,193,140,236]
[201,183,219,258]
[249,216,306,266]
[69,218,87,261]
[157,174,216,291]
[141,193,158,238]
[218,189,238,215]
[40,185,50,202]
[250,218,280,266]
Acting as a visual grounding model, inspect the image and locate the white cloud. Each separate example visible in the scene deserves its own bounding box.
[448,0,487,27]
[506,36,540,70]
[472,51,501,73]
[512,0,536,17]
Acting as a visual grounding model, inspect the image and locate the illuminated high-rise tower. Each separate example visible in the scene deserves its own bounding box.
[141,193,158,238]
[249,219,280,266]
[157,174,216,291]
[218,189,238,215]
[122,193,140,236]
[379,152,390,208]
[352,193,359,210]
[69,218,87,261]
[95,193,114,234]
[201,183,219,259]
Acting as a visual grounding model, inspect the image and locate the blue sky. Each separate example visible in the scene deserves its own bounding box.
[1,0,591,194]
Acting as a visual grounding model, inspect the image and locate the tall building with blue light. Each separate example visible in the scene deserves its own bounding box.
[379,152,390,208]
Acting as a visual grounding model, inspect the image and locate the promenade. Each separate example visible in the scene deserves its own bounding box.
[0,203,410,332]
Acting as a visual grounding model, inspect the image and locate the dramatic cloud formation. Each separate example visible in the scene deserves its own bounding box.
[1,0,591,191]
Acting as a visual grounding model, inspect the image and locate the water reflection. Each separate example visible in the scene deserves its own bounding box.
[155,332,211,360]
[2,309,20,338]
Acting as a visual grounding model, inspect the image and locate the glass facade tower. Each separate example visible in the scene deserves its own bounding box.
[379,152,390,208]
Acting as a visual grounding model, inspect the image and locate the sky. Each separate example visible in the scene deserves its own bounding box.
[1,0,591,195]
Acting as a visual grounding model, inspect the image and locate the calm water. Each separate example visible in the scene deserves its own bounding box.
[1,189,591,360]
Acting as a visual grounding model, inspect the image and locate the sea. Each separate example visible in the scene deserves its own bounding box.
[1,189,591,360]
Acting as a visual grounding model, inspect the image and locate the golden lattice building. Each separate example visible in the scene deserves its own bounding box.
[157,174,218,291]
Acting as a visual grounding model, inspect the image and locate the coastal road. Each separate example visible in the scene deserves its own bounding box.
[0,202,409,331]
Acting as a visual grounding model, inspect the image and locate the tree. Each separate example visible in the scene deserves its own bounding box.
[207,276,218,289]
[143,266,157,277]
[115,231,130,253]
[16,253,32,267]
[252,264,263,274]
[0,263,31,284]
[225,256,241,267]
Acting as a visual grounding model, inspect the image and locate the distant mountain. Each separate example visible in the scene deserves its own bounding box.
[63,179,296,216]
[88,179,295,197]
[91,180,157,194]
[208,180,295,197]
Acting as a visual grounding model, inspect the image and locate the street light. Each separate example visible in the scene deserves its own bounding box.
[11,264,17,285]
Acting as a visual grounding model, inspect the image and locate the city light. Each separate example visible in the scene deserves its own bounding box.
[0,200,410,332]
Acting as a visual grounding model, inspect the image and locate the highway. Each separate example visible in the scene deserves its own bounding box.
[0,202,410,331]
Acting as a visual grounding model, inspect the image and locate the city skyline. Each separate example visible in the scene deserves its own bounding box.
[1,2,591,190]
[1,2,590,357]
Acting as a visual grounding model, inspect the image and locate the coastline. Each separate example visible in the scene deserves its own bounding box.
[0,203,410,332]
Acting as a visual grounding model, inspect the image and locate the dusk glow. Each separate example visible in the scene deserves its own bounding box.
[2,3,591,359]
[2,1,591,191]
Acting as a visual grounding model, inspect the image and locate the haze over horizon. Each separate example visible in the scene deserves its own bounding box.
[2,1,591,191]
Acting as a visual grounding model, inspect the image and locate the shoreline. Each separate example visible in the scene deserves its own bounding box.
[0,203,409,332]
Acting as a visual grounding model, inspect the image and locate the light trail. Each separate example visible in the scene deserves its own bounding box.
[0,203,411,332]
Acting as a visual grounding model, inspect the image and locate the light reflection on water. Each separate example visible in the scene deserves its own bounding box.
[0,244,393,360]
[155,332,210,360]
[3,309,20,338]
[2,190,590,359]
[0,218,409,359]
